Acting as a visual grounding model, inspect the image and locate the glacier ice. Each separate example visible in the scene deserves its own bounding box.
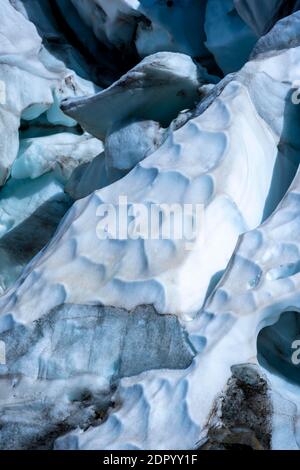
[61,51,217,140]
[234,0,285,36]
[205,0,257,74]
[65,119,167,200]
[0,303,193,449]
[105,119,166,173]
[0,0,97,185]
[12,133,103,181]
[2,40,298,322]
[64,152,107,200]
[70,0,209,60]
[251,10,300,58]
[0,173,72,294]
[2,0,300,453]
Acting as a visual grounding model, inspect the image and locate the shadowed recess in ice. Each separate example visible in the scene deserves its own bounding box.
[257,311,300,386]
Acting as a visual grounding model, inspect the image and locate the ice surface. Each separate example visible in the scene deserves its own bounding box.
[251,11,300,58]
[0,0,97,185]
[12,133,103,181]
[61,52,217,140]
[205,0,257,74]
[234,0,285,36]
[70,0,209,59]
[1,43,298,323]
[53,18,300,450]
[0,173,72,293]
[0,303,193,449]
[1,0,300,452]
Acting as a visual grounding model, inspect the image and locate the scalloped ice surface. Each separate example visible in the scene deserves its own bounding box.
[56,170,300,446]
[2,0,300,452]
[1,43,299,323]
[53,18,300,450]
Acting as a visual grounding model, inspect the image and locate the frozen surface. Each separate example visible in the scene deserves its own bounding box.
[12,133,103,181]
[205,0,257,74]
[61,52,217,140]
[1,42,298,322]
[251,11,300,58]
[0,303,193,449]
[70,0,209,59]
[234,0,285,36]
[1,0,300,452]
[0,173,72,293]
[0,0,97,185]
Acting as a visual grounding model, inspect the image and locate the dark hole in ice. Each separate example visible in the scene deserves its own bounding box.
[257,311,300,386]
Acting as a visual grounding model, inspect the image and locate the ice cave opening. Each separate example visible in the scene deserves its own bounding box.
[257,311,300,385]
